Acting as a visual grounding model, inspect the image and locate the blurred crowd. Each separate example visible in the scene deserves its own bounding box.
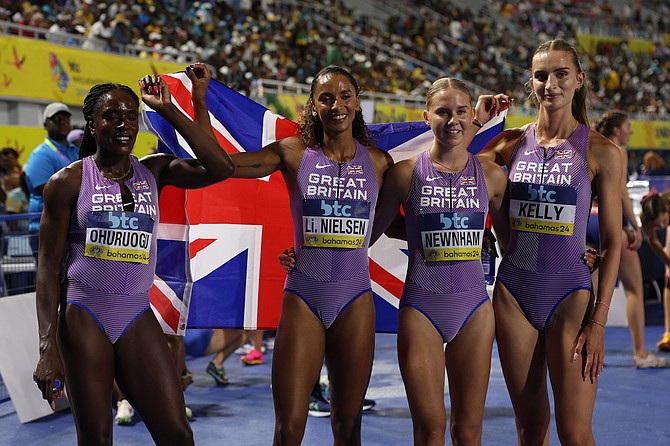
[0,0,669,116]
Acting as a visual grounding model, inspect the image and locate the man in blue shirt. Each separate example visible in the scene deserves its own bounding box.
[24,102,80,252]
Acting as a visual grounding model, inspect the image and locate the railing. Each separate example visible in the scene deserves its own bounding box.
[0,213,39,297]
[255,79,426,108]
[0,20,199,63]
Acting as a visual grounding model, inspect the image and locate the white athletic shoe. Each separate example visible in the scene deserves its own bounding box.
[115,399,135,425]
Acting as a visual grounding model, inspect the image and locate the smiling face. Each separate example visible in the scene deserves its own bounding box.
[311,73,360,137]
[91,89,139,155]
[530,50,585,112]
[424,88,473,150]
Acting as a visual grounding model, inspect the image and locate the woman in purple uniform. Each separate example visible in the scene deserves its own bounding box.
[370,78,509,445]
[226,66,394,445]
[33,64,234,445]
[479,39,623,445]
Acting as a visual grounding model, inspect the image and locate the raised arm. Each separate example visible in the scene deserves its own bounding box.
[139,71,235,189]
[479,159,510,251]
[33,165,80,403]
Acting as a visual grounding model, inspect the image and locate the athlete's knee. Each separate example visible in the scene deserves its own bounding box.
[155,423,194,446]
[330,409,362,445]
[450,420,482,446]
[415,429,445,446]
[273,417,307,445]
[413,421,446,446]
[516,418,550,446]
[555,418,594,446]
[74,424,113,446]
[556,427,595,446]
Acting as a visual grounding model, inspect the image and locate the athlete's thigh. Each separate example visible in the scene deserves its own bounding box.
[114,311,186,427]
[445,301,494,425]
[325,292,375,413]
[493,283,549,414]
[397,306,447,425]
[272,291,326,416]
[545,290,597,430]
[58,304,116,433]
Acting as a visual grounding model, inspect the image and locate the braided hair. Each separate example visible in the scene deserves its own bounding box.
[298,66,375,149]
[79,83,140,159]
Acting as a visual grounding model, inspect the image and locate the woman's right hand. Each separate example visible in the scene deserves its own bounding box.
[278,247,296,273]
[34,343,65,404]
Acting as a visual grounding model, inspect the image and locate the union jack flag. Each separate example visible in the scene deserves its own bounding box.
[556,149,573,159]
[142,72,506,334]
[460,176,476,185]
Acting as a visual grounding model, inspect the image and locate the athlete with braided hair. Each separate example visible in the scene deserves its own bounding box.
[33,63,233,445]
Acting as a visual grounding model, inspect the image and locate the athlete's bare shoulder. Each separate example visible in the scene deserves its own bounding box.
[588,128,621,175]
[478,127,526,166]
[366,145,395,175]
[273,135,307,172]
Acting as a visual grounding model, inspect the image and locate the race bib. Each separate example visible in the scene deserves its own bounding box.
[85,211,154,264]
[302,199,370,249]
[419,211,484,262]
[509,182,576,236]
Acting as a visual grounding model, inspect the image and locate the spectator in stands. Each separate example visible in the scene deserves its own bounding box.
[32,64,234,445]
[641,150,670,176]
[67,128,84,149]
[5,0,670,117]
[24,102,79,258]
[2,148,28,218]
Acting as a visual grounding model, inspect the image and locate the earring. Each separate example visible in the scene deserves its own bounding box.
[311,110,317,117]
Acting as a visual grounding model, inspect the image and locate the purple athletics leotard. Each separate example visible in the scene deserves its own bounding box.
[401,152,490,343]
[64,156,159,343]
[284,142,378,329]
[497,123,593,331]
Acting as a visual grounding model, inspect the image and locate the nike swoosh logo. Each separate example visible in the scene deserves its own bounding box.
[315,163,331,169]
[524,150,535,156]
[95,185,112,190]
[426,176,442,182]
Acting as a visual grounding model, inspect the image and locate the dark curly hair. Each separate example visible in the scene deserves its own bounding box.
[525,39,592,127]
[298,65,375,148]
[79,83,140,159]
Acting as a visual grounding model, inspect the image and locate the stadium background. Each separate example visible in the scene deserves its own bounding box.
[0,0,669,443]
[1,0,669,295]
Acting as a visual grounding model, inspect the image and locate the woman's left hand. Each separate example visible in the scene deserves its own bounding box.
[474,93,512,126]
[573,321,605,384]
[188,63,211,102]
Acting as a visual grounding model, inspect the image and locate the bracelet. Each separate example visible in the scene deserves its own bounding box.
[472,118,484,128]
[595,301,610,310]
[590,319,606,328]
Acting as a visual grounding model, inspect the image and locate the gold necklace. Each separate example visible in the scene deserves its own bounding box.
[102,161,133,182]
[429,150,468,172]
